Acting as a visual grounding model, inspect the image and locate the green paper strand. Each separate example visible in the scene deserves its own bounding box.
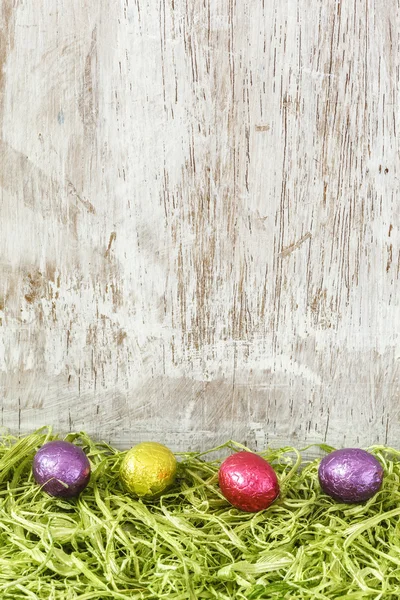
[0,430,398,598]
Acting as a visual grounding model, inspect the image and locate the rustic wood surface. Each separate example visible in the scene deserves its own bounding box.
[0,0,399,450]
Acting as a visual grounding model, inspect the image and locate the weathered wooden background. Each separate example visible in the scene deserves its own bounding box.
[0,0,399,450]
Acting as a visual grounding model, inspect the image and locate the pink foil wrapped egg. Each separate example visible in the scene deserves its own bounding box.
[218,451,280,512]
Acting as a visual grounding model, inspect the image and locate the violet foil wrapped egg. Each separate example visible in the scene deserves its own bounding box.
[318,448,383,503]
[218,451,280,512]
[33,440,91,498]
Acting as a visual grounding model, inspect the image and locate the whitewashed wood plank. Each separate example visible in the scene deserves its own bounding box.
[0,0,398,451]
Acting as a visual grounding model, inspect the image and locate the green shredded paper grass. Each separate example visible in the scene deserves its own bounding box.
[0,430,399,598]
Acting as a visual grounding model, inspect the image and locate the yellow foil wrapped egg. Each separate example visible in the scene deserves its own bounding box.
[120,442,177,498]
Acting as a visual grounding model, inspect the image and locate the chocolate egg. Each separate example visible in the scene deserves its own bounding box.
[33,440,91,498]
[120,442,177,498]
[218,451,280,512]
[318,448,383,503]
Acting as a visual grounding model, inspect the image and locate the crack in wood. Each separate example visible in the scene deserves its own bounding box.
[279,232,312,258]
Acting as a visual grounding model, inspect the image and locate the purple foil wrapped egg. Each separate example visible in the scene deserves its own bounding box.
[318,448,383,503]
[32,441,91,498]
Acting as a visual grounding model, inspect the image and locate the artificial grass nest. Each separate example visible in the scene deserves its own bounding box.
[0,430,399,599]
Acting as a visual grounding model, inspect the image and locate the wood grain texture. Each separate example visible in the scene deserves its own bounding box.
[0,0,399,450]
